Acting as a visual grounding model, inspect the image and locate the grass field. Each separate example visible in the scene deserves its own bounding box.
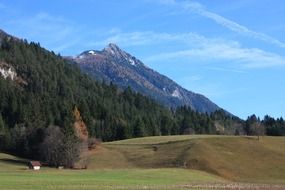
[1,135,285,190]
[0,168,226,190]
[0,152,225,190]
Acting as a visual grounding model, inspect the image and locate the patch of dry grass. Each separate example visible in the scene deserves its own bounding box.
[97,136,285,184]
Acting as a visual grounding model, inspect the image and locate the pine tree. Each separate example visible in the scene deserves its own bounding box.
[0,114,4,134]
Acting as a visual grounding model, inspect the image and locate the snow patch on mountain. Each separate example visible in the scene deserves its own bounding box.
[88,50,96,55]
[127,57,136,66]
[172,88,182,99]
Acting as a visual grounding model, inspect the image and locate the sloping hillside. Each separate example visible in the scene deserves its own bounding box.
[89,135,285,183]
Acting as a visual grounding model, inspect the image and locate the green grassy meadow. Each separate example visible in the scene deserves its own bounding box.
[0,168,226,190]
[0,152,224,190]
[1,135,285,190]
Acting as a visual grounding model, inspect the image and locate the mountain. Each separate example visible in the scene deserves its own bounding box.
[69,43,220,113]
[1,28,241,148]
[0,29,182,143]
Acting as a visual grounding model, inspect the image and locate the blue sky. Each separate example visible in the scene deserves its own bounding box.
[1,0,285,119]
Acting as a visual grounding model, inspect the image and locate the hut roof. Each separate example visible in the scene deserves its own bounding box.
[30,161,41,167]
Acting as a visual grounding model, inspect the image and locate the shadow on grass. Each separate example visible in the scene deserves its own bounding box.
[0,158,28,165]
[243,136,260,141]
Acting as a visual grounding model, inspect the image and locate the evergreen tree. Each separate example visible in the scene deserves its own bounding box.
[133,117,145,137]
[0,114,4,134]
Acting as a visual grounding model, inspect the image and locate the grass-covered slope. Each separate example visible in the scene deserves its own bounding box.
[0,152,225,190]
[0,152,27,170]
[90,135,285,183]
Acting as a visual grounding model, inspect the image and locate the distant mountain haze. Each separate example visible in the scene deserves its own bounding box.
[68,43,221,113]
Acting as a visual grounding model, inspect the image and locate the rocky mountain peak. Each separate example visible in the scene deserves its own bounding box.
[104,43,122,53]
[107,43,120,50]
[102,43,138,66]
[103,43,126,56]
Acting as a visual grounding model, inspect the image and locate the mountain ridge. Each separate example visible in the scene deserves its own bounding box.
[69,43,221,113]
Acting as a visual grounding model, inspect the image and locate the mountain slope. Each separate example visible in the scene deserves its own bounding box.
[69,43,220,113]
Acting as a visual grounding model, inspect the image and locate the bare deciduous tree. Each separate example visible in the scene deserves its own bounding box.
[40,125,81,168]
[62,135,81,168]
[253,123,265,141]
[40,125,65,167]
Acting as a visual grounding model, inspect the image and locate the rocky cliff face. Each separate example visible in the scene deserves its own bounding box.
[68,43,220,113]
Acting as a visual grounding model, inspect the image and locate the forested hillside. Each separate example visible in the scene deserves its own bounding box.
[0,32,240,158]
[0,30,283,166]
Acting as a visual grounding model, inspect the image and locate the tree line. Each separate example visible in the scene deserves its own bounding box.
[245,114,285,137]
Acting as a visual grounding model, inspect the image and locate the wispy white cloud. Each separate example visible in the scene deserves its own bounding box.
[188,75,203,81]
[5,12,81,53]
[98,30,285,68]
[177,77,245,99]
[204,66,247,74]
[90,31,157,47]
[90,30,206,47]
[146,34,285,68]
[158,0,285,48]
[180,75,203,82]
